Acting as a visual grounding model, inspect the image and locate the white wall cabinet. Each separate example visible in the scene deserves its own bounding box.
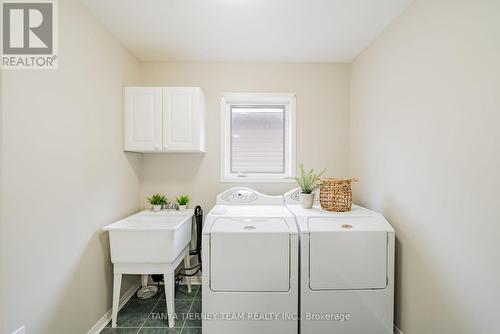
[124,87,162,152]
[124,87,205,153]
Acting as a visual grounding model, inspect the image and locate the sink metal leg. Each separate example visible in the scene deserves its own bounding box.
[141,274,149,287]
[185,254,192,293]
[164,272,175,328]
[112,273,122,328]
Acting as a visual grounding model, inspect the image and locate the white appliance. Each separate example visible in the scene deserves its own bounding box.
[202,188,299,334]
[284,188,395,334]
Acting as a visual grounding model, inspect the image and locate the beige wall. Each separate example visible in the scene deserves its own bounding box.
[0,0,142,333]
[139,62,350,210]
[350,0,500,333]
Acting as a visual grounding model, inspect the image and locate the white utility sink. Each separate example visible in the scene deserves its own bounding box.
[103,210,193,263]
[103,209,194,328]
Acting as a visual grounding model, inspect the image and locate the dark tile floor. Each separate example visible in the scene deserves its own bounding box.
[100,285,202,334]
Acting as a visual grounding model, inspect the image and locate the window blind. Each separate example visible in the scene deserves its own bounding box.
[230,106,285,174]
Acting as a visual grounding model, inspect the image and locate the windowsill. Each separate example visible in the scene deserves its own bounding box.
[220,176,296,183]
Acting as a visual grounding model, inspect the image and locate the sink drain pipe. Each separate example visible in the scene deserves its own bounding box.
[147,206,203,292]
[178,205,203,277]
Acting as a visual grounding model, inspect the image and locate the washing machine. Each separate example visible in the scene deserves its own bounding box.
[284,188,395,334]
[202,188,299,334]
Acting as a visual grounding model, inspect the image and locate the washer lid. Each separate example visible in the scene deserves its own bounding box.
[208,204,294,217]
[211,217,290,233]
[210,217,291,292]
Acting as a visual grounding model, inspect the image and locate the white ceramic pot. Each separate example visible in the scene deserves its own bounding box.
[178,204,187,211]
[299,193,314,209]
[153,205,162,212]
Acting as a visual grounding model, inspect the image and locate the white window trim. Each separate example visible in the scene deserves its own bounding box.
[220,92,296,183]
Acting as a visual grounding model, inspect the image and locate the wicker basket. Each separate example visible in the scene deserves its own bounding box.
[319,178,358,212]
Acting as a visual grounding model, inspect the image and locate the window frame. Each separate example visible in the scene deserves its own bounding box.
[220,92,296,183]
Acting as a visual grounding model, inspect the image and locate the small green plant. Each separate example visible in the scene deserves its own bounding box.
[291,163,325,194]
[176,195,190,206]
[147,193,168,206]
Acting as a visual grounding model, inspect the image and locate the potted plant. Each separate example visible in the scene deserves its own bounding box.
[147,193,167,212]
[176,195,190,210]
[291,163,325,209]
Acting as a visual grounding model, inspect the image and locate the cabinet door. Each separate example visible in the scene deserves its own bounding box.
[162,87,204,152]
[124,87,162,152]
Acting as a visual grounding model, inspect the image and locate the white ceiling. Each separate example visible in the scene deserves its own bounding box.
[81,0,413,62]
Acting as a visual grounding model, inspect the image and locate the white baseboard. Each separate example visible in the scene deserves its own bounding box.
[87,282,141,334]
[394,325,404,334]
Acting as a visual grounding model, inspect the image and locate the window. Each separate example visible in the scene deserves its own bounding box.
[221,93,296,182]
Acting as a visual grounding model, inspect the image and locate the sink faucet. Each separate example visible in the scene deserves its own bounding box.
[163,202,179,210]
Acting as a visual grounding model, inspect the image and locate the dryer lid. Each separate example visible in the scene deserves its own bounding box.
[211,217,290,233]
[308,217,388,290]
[308,216,392,232]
